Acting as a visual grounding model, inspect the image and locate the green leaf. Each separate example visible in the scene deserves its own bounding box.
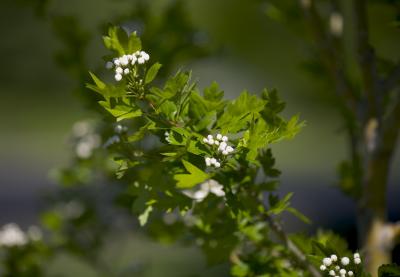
[99,101,142,121]
[89,72,106,90]
[138,205,153,226]
[145,63,162,84]
[217,91,266,133]
[103,26,126,56]
[287,207,311,224]
[87,72,126,98]
[128,121,156,142]
[174,160,209,188]
[379,264,400,277]
[268,192,293,215]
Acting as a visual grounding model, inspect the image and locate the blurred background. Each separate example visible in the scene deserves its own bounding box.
[0,0,399,275]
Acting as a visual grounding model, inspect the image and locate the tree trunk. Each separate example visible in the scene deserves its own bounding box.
[358,117,400,276]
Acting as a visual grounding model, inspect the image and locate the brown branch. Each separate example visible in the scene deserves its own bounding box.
[265,215,322,277]
[353,0,380,116]
[383,63,400,93]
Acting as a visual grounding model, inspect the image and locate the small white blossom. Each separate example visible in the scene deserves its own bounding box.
[138,57,145,64]
[131,56,137,65]
[105,61,114,69]
[141,51,150,61]
[27,226,42,241]
[341,257,350,266]
[222,135,228,142]
[331,254,338,262]
[115,67,123,74]
[323,257,332,266]
[348,271,354,276]
[0,223,28,247]
[193,190,208,201]
[216,134,222,140]
[120,55,129,66]
[205,157,212,166]
[339,269,346,275]
[124,68,130,75]
[164,131,171,143]
[354,257,361,264]
[335,266,340,270]
[329,270,335,276]
[114,58,121,66]
[320,265,326,271]
[115,73,122,81]
[353,253,360,259]
[183,180,225,202]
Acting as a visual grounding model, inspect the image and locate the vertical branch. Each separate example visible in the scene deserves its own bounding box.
[353,0,379,116]
[300,1,400,275]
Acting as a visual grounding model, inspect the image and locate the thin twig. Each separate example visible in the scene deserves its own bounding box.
[265,214,322,277]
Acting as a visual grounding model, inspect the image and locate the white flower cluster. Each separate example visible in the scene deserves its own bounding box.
[106,50,150,81]
[183,179,225,202]
[72,121,101,159]
[164,131,171,143]
[203,134,235,168]
[319,253,362,276]
[0,223,42,247]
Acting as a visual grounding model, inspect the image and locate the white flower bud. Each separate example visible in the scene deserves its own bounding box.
[214,140,220,145]
[115,73,122,81]
[216,134,222,140]
[330,254,338,262]
[353,253,360,259]
[207,135,213,140]
[141,51,150,61]
[120,55,129,66]
[123,68,130,75]
[222,150,228,155]
[114,59,120,66]
[138,57,145,64]
[339,269,346,275]
[329,270,335,276]
[203,138,208,143]
[226,146,234,153]
[348,271,354,276]
[208,139,214,145]
[323,258,332,266]
[205,157,211,166]
[341,257,350,266]
[105,61,113,69]
[335,266,340,270]
[210,158,217,165]
[214,162,221,168]
[116,67,123,74]
[131,56,137,65]
[320,265,326,271]
[222,135,228,142]
[219,142,227,150]
[354,257,361,264]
